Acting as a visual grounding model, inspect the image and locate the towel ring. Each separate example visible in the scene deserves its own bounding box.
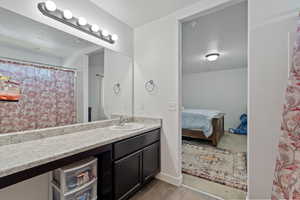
[145,80,155,92]
[113,83,121,94]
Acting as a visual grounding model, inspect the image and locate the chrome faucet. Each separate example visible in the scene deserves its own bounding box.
[118,116,127,126]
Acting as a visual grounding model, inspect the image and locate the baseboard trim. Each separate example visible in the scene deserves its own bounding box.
[155,172,183,186]
[182,184,224,200]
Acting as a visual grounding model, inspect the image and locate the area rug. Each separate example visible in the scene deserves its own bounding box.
[182,141,247,191]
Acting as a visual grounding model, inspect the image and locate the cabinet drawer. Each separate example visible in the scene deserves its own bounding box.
[114,129,160,160]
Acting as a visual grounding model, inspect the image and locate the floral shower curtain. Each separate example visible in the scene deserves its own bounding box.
[272,15,300,199]
[0,59,76,134]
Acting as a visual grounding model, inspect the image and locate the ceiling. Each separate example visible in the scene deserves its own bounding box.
[182,2,247,74]
[90,0,203,27]
[0,7,98,59]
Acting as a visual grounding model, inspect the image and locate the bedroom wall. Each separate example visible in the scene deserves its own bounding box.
[182,68,247,130]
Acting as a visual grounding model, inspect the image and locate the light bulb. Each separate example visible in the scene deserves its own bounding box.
[63,9,72,20]
[78,17,87,26]
[111,34,119,41]
[45,0,56,12]
[102,30,109,37]
[91,24,100,33]
[205,53,220,62]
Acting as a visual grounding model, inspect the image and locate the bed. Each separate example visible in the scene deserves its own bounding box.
[182,109,225,146]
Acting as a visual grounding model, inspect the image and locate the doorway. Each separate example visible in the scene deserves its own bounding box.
[179,1,248,199]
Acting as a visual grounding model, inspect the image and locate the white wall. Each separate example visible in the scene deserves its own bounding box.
[0,0,133,57]
[248,0,300,199]
[72,55,89,123]
[134,0,237,185]
[0,0,133,199]
[183,68,247,130]
[88,51,106,121]
[104,49,133,118]
[0,44,63,66]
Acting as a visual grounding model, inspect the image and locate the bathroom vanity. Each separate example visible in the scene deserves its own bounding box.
[0,118,161,200]
[113,129,160,200]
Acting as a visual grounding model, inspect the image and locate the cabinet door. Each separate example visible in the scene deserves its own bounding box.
[114,151,142,200]
[142,142,160,183]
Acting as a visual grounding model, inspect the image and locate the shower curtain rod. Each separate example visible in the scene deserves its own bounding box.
[0,56,78,72]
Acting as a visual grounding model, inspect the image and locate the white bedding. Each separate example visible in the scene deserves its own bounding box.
[182,109,223,137]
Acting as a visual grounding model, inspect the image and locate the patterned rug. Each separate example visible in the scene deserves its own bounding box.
[182,141,247,191]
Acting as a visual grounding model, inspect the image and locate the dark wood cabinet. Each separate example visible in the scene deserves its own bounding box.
[113,129,161,200]
[142,142,160,183]
[114,151,142,200]
[114,129,160,160]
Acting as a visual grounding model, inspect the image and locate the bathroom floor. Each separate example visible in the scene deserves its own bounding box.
[130,179,217,200]
[183,174,247,200]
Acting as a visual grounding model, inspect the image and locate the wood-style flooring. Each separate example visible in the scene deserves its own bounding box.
[130,179,217,200]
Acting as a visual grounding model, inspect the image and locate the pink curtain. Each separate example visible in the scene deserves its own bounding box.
[0,59,76,134]
[272,15,300,199]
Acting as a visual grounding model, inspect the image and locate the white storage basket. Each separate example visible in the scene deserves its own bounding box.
[50,157,98,200]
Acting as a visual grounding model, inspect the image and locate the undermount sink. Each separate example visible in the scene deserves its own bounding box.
[110,122,145,131]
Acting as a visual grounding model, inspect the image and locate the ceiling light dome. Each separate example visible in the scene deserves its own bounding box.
[205,53,220,62]
[111,34,119,41]
[45,0,56,12]
[102,29,109,37]
[78,17,87,26]
[91,24,100,33]
[63,9,72,20]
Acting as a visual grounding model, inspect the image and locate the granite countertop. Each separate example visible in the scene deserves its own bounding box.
[0,118,161,178]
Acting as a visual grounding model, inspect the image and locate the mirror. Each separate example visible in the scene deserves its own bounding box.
[0,7,133,134]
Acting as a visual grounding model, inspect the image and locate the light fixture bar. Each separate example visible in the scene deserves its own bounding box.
[37,2,116,44]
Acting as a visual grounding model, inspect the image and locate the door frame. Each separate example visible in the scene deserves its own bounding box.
[176,0,249,197]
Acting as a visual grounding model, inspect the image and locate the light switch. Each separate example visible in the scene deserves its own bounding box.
[168,101,177,111]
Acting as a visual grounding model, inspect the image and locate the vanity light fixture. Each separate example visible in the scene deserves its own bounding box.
[45,0,56,12]
[102,30,109,37]
[38,1,117,44]
[112,34,119,41]
[205,53,220,62]
[62,9,72,20]
[77,17,87,26]
[91,24,100,33]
